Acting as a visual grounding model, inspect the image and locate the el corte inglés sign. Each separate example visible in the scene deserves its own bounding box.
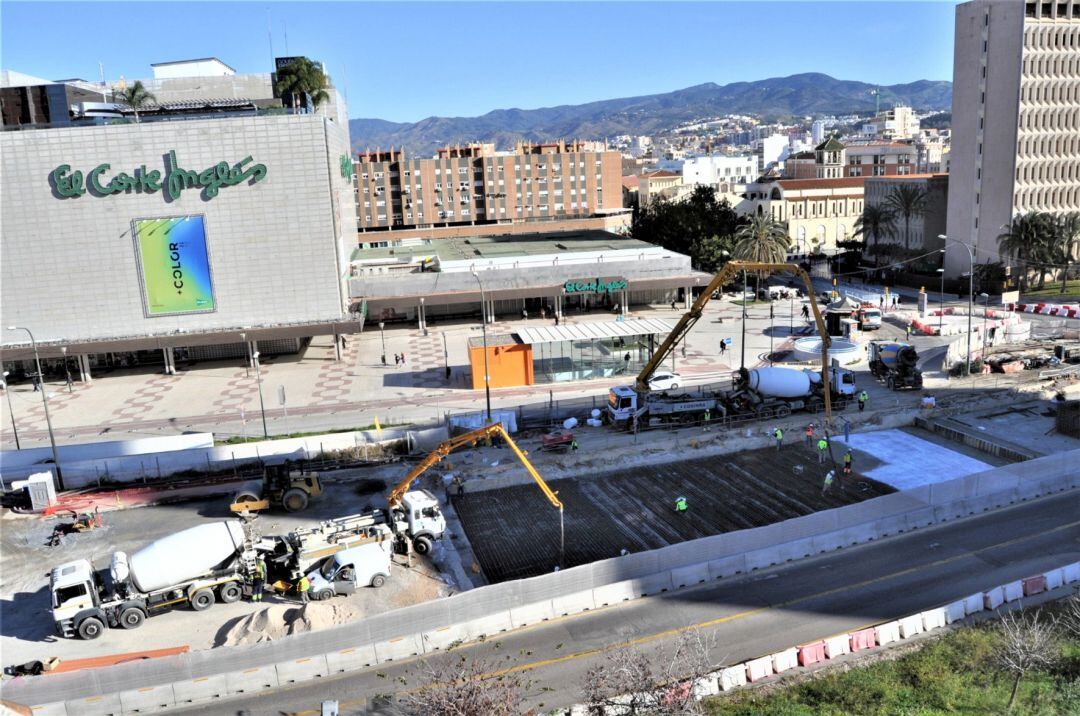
[50,150,267,201]
[563,277,629,295]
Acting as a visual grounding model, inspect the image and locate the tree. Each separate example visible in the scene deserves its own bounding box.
[853,204,896,266]
[582,631,716,715]
[995,609,1059,712]
[884,185,927,251]
[732,213,790,264]
[998,211,1055,292]
[398,652,529,716]
[118,81,156,124]
[274,57,330,111]
[1053,212,1080,293]
[631,185,740,272]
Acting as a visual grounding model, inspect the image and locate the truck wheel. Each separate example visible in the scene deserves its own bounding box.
[413,535,434,555]
[119,607,145,630]
[282,488,309,512]
[219,582,242,604]
[316,589,334,601]
[371,574,387,588]
[775,405,792,419]
[78,616,105,640]
[190,588,215,611]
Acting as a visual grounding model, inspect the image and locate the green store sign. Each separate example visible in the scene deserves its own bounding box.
[50,150,267,201]
[564,277,629,295]
[340,154,355,179]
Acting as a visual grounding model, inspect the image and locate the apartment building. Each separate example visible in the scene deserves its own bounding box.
[681,154,757,192]
[844,141,919,177]
[354,141,626,245]
[946,0,1080,278]
[861,105,921,140]
[637,170,684,204]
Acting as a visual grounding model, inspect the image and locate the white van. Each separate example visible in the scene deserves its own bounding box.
[306,535,392,600]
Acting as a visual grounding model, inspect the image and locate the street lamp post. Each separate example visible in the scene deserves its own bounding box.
[1,371,21,450]
[471,271,493,423]
[6,327,63,489]
[60,346,72,393]
[937,266,945,336]
[240,331,250,378]
[740,269,748,371]
[938,236,976,376]
[980,292,990,359]
[252,350,269,438]
[378,322,387,366]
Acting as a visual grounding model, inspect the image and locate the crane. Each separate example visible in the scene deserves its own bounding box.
[635,261,835,425]
[389,423,567,565]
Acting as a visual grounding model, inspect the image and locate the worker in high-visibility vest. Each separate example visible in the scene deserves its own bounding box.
[251,558,266,602]
[804,423,815,447]
[843,450,853,476]
[858,390,869,412]
[817,437,828,464]
[674,496,688,513]
[822,470,836,496]
[298,574,311,604]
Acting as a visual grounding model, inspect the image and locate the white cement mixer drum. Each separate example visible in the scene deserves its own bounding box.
[128,521,246,593]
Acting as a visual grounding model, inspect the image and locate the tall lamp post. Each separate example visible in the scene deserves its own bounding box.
[938,235,976,376]
[936,265,945,336]
[1,371,21,450]
[378,321,387,366]
[6,326,63,489]
[979,292,990,359]
[740,269,748,371]
[252,350,269,438]
[470,271,493,423]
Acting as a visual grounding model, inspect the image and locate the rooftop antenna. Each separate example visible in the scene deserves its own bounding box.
[98,61,107,101]
[266,7,275,71]
[283,20,289,57]
[869,88,880,115]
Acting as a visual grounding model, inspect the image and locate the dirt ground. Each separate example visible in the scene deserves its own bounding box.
[0,465,453,667]
[453,440,894,583]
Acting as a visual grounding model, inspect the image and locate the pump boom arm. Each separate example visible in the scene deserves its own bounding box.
[387,423,563,510]
[636,261,834,423]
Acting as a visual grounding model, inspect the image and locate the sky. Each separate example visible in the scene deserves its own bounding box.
[1,2,956,123]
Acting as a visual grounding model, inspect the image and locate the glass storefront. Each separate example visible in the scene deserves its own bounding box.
[532,332,657,383]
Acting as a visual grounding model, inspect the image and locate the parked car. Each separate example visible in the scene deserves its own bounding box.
[647,372,682,391]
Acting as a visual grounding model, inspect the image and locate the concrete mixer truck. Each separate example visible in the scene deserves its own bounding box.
[50,521,257,639]
[868,341,924,390]
[728,366,857,418]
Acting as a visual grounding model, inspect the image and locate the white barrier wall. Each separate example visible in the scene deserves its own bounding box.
[6,452,1077,714]
[0,433,213,471]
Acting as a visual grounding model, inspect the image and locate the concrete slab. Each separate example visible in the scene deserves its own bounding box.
[833,429,992,490]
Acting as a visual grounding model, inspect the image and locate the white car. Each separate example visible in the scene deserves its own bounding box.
[647,372,682,391]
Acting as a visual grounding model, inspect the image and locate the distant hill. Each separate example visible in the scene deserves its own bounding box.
[349,73,952,156]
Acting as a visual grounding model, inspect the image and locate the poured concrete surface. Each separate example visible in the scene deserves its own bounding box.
[453,445,894,583]
[832,428,993,491]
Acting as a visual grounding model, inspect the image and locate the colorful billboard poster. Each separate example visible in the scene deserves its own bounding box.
[133,215,216,316]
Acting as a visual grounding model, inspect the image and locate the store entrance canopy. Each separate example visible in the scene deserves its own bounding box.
[516,318,676,345]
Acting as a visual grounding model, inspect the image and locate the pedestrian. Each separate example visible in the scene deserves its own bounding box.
[297,573,311,604]
[817,437,828,463]
[858,389,869,412]
[31,375,40,392]
[571,437,579,451]
[680,343,687,358]
[879,296,884,309]
[554,313,560,326]
[671,299,678,311]
[540,306,546,320]
[394,353,400,366]
[674,496,688,513]
[251,558,266,603]
[893,295,899,308]
[822,469,836,496]
[719,340,727,357]
[624,352,631,367]
[522,307,528,321]
[804,423,815,447]
[801,304,810,321]
[773,427,784,450]
[843,418,851,442]
[445,365,452,381]
[906,323,913,339]
[340,335,347,349]
[381,354,387,366]
[401,352,407,365]
[843,450,853,476]
[703,408,711,432]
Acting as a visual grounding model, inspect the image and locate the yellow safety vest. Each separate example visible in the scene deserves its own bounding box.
[298,576,310,592]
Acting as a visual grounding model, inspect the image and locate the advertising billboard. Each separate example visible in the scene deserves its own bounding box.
[132,215,216,316]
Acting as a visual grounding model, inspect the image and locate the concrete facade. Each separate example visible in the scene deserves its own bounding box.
[946,0,1080,278]
[865,174,949,255]
[741,177,866,256]
[0,114,357,356]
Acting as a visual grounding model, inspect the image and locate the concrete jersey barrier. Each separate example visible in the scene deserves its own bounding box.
[5,450,1078,713]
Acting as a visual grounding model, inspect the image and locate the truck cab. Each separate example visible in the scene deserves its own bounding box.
[827,367,858,396]
[607,385,639,422]
[306,532,393,600]
[396,490,446,555]
[51,560,102,639]
[857,306,882,330]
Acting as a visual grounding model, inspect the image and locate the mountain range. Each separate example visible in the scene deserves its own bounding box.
[348,73,952,156]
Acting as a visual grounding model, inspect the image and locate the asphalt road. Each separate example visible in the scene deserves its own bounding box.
[174,489,1080,716]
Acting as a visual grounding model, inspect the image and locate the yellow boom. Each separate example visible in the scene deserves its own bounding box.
[636,261,834,424]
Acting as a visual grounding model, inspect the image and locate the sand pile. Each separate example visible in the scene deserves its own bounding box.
[219,600,359,647]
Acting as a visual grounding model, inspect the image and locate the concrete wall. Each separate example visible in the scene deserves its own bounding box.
[0,115,348,346]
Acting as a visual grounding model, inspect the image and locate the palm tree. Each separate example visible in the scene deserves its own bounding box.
[998,211,1055,292]
[118,81,156,123]
[884,185,927,250]
[1054,212,1080,294]
[274,57,330,112]
[733,213,790,264]
[853,204,896,267]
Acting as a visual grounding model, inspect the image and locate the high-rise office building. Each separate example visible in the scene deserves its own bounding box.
[945,0,1080,278]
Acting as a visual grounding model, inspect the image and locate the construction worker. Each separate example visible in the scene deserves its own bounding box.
[822,469,836,496]
[858,390,869,412]
[773,427,784,450]
[843,450,853,476]
[817,437,828,464]
[674,496,688,513]
[703,408,711,431]
[801,304,810,322]
[906,323,913,339]
[297,573,311,604]
[251,558,266,602]
[571,437,579,451]
[804,423,815,447]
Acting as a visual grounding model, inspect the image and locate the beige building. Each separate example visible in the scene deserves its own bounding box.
[946,0,1080,278]
[844,141,919,177]
[354,141,627,245]
[741,177,866,257]
[637,169,683,204]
